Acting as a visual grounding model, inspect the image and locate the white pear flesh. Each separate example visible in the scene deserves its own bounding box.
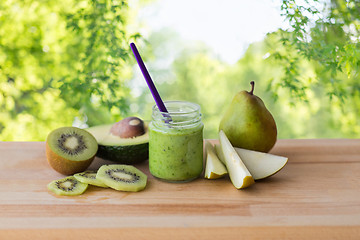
[215,143,288,180]
[215,143,226,165]
[218,130,255,189]
[204,141,228,179]
[234,147,288,180]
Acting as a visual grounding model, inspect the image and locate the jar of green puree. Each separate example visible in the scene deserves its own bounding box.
[149,101,204,182]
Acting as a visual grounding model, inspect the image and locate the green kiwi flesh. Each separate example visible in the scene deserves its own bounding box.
[47,176,88,196]
[96,164,147,192]
[74,171,108,188]
[47,127,98,161]
[46,127,98,175]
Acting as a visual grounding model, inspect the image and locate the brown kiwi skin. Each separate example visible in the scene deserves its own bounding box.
[46,141,95,175]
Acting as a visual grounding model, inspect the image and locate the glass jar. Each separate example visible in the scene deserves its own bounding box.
[149,101,204,182]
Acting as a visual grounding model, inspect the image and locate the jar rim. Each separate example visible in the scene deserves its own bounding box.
[152,100,201,114]
[151,101,202,128]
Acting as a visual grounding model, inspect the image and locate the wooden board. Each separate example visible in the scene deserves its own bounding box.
[0,140,360,239]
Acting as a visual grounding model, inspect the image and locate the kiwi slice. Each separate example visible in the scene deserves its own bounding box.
[46,127,98,175]
[74,170,108,188]
[47,176,88,196]
[96,164,147,192]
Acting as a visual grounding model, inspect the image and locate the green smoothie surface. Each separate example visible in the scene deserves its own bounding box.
[149,121,204,182]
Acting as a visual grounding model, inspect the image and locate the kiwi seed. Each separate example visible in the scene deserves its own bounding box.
[46,127,98,175]
[77,171,96,179]
[74,170,108,188]
[96,164,147,192]
[47,176,88,196]
[56,177,78,191]
[58,132,87,156]
[105,168,140,183]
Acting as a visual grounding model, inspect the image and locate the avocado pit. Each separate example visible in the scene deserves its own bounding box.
[110,117,145,138]
[86,118,149,164]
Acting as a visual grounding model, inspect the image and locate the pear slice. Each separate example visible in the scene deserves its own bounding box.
[215,143,288,180]
[218,130,255,189]
[214,143,226,165]
[234,147,288,180]
[204,140,228,179]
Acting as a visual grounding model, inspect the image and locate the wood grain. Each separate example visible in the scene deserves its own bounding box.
[0,140,360,239]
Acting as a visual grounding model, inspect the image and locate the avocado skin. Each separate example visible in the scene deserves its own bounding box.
[96,142,149,164]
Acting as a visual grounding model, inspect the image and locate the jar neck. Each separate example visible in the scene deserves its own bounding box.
[151,101,202,129]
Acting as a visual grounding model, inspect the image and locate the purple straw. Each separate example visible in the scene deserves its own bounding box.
[130,42,169,114]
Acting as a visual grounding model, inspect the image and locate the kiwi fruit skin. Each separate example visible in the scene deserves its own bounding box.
[46,127,98,175]
[47,176,88,196]
[46,142,94,175]
[96,164,147,192]
[74,171,108,188]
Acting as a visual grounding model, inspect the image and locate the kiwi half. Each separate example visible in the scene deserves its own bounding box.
[46,127,98,175]
[96,164,147,192]
[74,170,108,188]
[47,176,88,196]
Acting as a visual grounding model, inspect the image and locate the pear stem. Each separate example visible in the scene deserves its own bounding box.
[249,81,255,95]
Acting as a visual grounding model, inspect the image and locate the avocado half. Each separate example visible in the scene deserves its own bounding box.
[85,124,149,164]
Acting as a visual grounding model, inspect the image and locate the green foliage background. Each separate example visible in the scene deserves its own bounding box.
[0,0,359,140]
[0,0,140,140]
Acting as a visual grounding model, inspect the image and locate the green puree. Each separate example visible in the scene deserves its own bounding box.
[149,122,204,182]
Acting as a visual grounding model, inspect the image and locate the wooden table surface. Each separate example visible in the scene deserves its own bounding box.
[0,140,360,239]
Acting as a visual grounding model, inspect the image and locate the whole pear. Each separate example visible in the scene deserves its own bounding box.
[219,81,277,153]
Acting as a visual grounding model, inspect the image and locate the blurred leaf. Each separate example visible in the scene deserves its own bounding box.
[0,0,141,140]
